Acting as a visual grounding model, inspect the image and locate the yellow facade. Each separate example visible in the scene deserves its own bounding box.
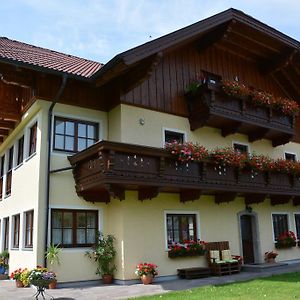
[1,101,300,282]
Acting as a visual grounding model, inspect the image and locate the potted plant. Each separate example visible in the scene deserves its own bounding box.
[19,268,31,287]
[45,243,61,289]
[0,250,9,275]
[264,251,278,263]
[28,266,56,290]
[85,232,117,284]
[10,268,25,287]
[135,263,158,284]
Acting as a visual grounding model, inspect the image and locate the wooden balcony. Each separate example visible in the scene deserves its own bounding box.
[186,83,295,146]
[68,141,300,205]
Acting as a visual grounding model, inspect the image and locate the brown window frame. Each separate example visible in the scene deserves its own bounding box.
[3,217,9,251]
[25,210,34,248]
[17,136,24,165]
[29,123,37,157]
[53,117,98,153]
[166,213,197,246]
[5,146,14,196]
[12,214,20,248]
[51,209,98,248]
[0,156,4,199]
[272,213,289,241]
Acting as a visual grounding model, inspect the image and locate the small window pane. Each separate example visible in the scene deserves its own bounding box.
[88,125,95,138]
[55,120,65,134]
[54,135,64,149]
[63,229,72,245]
[65,137,75,151]
[78,124,87,138]
[77,229,86,244]
[77,212,86,227]
[87,213,96,228]
[87,229,96,243]
[165,130,184,143]
[87,139,94,147]
[63,212,73,227]
[52,211,62,228]
[78,138,87,152]
[52,229,62,245]
[66,122,75,135]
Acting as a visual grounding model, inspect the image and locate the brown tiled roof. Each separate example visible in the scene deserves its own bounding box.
[0,37,103,78]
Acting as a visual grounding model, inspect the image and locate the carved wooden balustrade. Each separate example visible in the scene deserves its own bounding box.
[186,82,295,146]
[68,141,300,205]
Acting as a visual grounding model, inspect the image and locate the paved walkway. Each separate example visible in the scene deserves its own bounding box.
[1,263,300,300]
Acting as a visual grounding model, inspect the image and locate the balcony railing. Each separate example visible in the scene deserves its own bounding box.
[69,141,300,205]
[186,83,295,146]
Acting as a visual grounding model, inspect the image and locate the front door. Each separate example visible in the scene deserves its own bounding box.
[241,215,255,264]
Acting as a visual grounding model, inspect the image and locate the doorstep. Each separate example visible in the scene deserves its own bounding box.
[242,262,288,272]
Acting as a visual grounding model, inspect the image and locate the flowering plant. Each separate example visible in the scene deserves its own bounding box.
[275,231,296,248]
[168,240,206,258]
[222,80,250,98]
[265,251,278,261]
[210,148,246,168]
[186,74,207,95]
[10,268,24,281]
[29,266,56,287]
[135,263,158,277]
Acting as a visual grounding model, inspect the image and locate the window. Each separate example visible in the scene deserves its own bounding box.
[54,117,98,153]
[295,214,300,240]
[166,213,197,246]
[164,130,185,144]
[3,217,9,251]
[285,152,296,161]
[0,156,4,199]
[29,123,37,156]
[5,146,13,196]
[233,143,249,156]
[17,136,24,165]
[51,209,98,247]
[12,214,20,248]
[272,213,289,241]
[24,210,34,248]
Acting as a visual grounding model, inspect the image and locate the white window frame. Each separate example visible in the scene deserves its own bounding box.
[51,113,102,155]
[162,127,187,147]
[271,212,291,243]
[11,213,20,250]
[23,209,34,250]
[232,141,250,155]
[24,117,39,161]
[284,151,297,161]
[164,210,200,251]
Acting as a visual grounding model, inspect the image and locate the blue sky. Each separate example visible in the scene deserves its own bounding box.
[1,1,300,63]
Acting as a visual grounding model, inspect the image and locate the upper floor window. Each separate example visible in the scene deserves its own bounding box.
[24,210,34,248]
[233,143,249,156]
[17,136,24,165]
[164,129,186,144]
[166,213,198,247]
[6,146,14,196]
[285,152,296,161]
[51,209,98,247]
[272,213,289,241]
[53,117,98,153]
[29,123,37,156]
[0,156,4,199]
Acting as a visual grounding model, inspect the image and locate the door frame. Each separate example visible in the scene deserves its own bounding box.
[237,210,263,264]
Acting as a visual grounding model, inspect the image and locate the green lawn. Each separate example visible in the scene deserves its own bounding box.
[130,272,300,299]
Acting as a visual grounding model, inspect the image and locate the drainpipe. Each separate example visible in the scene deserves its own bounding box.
[44,75,68,267]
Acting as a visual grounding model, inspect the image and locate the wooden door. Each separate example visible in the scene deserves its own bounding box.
[241,215,255,264]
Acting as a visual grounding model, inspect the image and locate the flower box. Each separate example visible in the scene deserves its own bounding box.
[271,110,293,128]
[238,169,265,187]
[168,249,206,258]
[268,172,291,188]
[204,163,236,183]
[245,102,269,121]
[275,241,296,249]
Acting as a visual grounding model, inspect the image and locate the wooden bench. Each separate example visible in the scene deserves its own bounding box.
[206,241,242,276]
[177,267,211,279]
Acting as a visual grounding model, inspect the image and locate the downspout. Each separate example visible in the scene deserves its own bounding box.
[44,75,68,267]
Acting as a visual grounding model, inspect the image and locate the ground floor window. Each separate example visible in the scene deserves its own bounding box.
[12,214,20,248]
[3,217,9,250]
[272,213,289,241]
[295,214,300,240]
[24,210,34,248]
[166,213,198,246]
[51,209,98,247]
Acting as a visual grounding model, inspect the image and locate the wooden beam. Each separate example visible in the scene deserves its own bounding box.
[270,195,292,206]
[79,190,110,203]
[248,128,270,142]
[261,49,298,75]
[221,121,242,137]
[293,197,300,206]
[215,192,236,204]
[280,68,300,97]
[0,120,15,130]
[0,129,9,136]
[180,189,201,203]
[271,72,294,100]
[138,186,160,201]
[104,184,125,201]
[245,194,266,205]
[272,134,293,147]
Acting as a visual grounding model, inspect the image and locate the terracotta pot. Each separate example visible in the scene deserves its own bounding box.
[140,274,153,285]
[48,280,57,289]
[102,274,113,284]
[16,280,24,288]
[267,258,275,263]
